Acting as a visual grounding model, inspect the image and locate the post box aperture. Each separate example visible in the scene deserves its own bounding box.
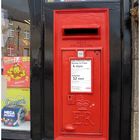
[54,9,109,140]
[63,27,100,36]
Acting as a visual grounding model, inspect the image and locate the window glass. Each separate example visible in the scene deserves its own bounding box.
[1,0,31,133]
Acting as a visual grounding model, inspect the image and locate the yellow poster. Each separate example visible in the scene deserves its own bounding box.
[2,88,30,112]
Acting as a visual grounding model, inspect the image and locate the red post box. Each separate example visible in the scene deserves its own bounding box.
[54,9,109,140]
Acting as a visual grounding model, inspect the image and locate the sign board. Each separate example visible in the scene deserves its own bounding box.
[71,60,91,92]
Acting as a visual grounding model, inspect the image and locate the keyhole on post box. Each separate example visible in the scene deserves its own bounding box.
[67,95,75,105]
[69,95,71,99]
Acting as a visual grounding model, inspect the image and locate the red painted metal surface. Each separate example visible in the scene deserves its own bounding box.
[54,9,109,140]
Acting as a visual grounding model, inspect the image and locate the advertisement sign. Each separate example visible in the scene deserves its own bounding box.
[1,88,30,112]
[1,88,31,125]
[3,57,30,88]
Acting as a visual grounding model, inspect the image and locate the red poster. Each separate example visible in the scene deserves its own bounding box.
[3,57,30,88]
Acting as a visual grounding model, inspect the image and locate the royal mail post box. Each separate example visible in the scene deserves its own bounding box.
[54,9,109,140]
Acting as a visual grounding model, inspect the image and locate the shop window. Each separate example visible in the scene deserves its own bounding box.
[1,0,31,139]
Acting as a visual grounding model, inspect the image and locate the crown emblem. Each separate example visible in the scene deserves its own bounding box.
[76,99,89,111]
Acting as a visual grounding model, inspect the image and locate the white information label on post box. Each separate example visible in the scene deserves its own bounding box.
[71,60,91,92]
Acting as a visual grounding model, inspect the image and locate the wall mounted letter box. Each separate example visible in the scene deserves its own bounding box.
[54,9,109,140]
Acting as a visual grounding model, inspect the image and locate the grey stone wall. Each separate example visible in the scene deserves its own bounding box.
[131,0,139,140]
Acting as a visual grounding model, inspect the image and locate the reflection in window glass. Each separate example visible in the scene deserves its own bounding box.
[23,48,30,56]
[24,30,30,40]
[1,0,30,132]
